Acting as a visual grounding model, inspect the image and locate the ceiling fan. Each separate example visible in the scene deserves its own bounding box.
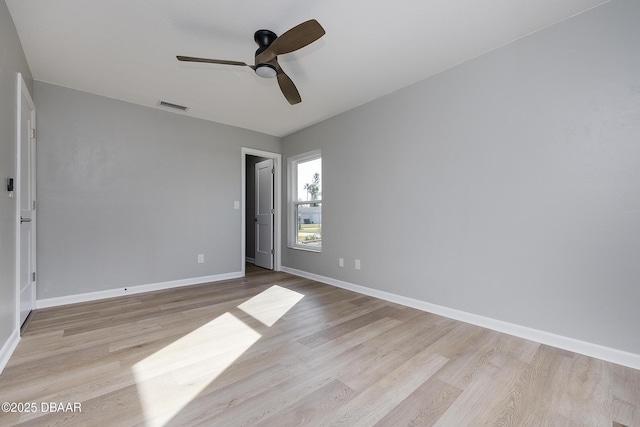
[177,19,325,105]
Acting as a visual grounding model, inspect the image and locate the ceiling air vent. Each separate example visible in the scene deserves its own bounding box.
[158,100,189,111]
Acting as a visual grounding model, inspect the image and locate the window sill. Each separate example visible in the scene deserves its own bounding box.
[290,245,322,253]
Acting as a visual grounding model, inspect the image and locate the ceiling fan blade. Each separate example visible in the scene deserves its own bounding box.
[177,56,254,68]
[273,61,301,105]
[258,19,325,62]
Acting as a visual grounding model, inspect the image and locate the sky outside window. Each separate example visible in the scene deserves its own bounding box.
[297,158,321,201]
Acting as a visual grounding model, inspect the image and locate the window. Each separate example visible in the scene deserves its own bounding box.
[288,150,322,251]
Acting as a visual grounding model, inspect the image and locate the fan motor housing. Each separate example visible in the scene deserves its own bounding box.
[254,29,277,56]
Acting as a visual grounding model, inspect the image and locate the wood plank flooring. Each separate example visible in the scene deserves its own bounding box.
[1,265,639,426]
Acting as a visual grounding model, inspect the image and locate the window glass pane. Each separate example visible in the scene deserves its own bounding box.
[296,158,321,202]
[296,203,322,247]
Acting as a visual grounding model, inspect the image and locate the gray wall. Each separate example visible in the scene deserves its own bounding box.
[35,82,280,299]
[282,0,640,354]
[0,1,32,352]
[245,155,268,261]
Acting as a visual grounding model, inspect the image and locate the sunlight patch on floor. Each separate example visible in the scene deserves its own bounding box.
[133,312,261,426]
[238,285,305,327]
[132,284,305,426]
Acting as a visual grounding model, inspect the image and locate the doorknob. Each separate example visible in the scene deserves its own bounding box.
[20,216,32,223]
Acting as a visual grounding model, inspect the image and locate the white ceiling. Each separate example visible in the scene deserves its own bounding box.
[7,0,609,137]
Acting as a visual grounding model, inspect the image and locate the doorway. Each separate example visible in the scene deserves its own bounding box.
[16,73,36,328]
[241,148,281,275]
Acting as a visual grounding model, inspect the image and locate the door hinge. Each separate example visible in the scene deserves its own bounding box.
[271,209,275,214]
[271,168,275,174]
[270,249,275,255]
[32,200,36,210]
[32,272,36,281]
[31,128,36,139]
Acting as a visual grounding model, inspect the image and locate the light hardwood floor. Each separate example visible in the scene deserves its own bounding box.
[1,265,638,426]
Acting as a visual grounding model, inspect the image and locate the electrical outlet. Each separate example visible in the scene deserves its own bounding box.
[355,259,361,270]
[197,254,204,264]
[339,258,344,267]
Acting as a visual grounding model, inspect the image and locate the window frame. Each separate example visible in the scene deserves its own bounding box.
[288,150,322,252]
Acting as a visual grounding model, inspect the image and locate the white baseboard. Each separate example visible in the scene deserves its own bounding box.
[245,257,255,264]
[36,271,244,309]
[281,266,640,370]
[0,329,20,375]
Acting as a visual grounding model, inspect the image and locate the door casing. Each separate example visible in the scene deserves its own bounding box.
[241,148,281,276]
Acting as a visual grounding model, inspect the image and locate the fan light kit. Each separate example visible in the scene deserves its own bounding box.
[255,64,277,79]
[177,19,325,105]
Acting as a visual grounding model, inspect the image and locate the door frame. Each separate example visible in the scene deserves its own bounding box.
[241,148,281,275]
[15,72,36,328]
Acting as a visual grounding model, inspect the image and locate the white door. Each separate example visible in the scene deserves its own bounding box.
[18,75,36,327]
[255,159,274,269]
